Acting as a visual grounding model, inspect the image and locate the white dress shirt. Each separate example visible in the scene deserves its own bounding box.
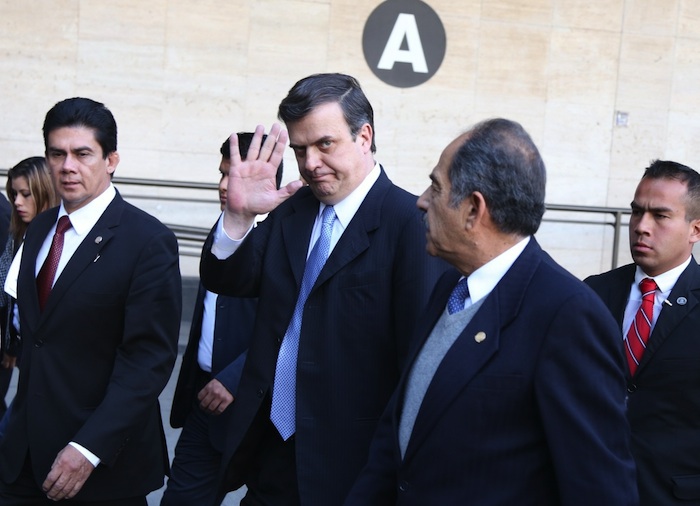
[451,236,531,312]
[622,257,690,336]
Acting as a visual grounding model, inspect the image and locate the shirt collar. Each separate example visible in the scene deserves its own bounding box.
[466,236,531,305]
[634,256,691,296]
[320,163,380,229]
[58,184,116,236]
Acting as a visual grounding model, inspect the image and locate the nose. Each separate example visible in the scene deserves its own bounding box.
[219,175,228,193]
[303,148,322,173]
[417,186,430,212]
[62,153,78,171]
[633,212,652,235]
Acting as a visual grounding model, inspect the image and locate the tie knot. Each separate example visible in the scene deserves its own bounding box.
[640,277,657,296]
[56,215,72,235]
[447,277,470,315]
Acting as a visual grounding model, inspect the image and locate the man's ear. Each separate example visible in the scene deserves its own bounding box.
[106,151,120,175]
[689,217,700,245]
[356,123,373,154]
[464,191,487,230]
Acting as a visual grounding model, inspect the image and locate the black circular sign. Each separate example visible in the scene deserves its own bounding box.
[362,0,446,88]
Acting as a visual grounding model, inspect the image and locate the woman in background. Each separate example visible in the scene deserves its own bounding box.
[0,156,58,425]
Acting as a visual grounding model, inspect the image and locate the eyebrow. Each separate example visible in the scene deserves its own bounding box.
[47,145,95,154]
[630,201,674,213]
[289,135,334,150]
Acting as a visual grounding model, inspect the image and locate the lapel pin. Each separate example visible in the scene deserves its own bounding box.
[95,236,102,244]
[474,331,486,343]
[676,296,687,306]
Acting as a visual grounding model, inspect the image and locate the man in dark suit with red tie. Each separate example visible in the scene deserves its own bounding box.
[0,97,182,505]
[586,160,700,505]
[345,118,637,505]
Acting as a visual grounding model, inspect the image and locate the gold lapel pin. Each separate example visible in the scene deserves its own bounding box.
[474,331,486,343]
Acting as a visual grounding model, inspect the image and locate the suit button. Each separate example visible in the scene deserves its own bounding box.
[627,383,637,393]
[398,481,409,493]
[34,340,44,348]
[257,389,264,397]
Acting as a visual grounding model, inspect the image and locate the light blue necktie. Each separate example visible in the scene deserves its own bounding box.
[270,205,336,440]
[447,277,470,314]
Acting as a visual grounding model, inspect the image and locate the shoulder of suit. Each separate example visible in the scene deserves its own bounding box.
[110,199,175,237]
[583,263,635,288]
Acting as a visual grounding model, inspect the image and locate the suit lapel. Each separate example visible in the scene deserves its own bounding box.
[637,261,700,374]
[604,266,636,330]
[18,208,59,332]
[401,239,542,460]
[281,191,319,288]
[38,196,123,320]
[280,170,391,292]
[315,170,389,287]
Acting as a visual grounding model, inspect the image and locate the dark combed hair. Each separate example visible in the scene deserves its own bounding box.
[449,118,546,236]
[643,159,700,221]
[43,97,117,158]
[277,73,376,153]
[219,132,284,189]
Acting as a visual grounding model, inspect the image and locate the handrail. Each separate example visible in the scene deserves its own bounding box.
[0,170,631,268]
[544,204,629,269]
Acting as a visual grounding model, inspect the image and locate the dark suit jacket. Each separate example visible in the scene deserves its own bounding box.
[0,192,182,501]
[169,283,257,450]
[586,260,700,505]
[0,192,11,415]
[345,239,638,506]
[200,169,447,505]
[0,193,10,251]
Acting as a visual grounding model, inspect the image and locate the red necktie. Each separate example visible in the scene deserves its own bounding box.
[625,277,657,375]
[36,216,72,311]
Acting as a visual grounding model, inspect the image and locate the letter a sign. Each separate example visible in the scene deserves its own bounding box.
[363,0,446,88]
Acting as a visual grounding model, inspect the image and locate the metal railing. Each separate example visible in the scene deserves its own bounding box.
[112,176,216,257]
[112,178,634,269]
[0,170,631,268]
[543,204,629,269]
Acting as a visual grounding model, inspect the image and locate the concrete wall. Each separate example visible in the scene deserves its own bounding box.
[2,0,700,278]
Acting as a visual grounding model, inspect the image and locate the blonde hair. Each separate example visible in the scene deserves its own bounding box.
[6,156,58,245]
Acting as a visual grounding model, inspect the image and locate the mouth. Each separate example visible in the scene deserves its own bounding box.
[306,171,331,183]
[632,242,652,253]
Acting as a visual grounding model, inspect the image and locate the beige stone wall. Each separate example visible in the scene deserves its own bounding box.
[1,0,699,277]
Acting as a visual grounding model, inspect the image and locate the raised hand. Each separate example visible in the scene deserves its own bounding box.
[223,124,304,238]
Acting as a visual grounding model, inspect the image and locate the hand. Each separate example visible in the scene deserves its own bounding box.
[223,124,304,238]
[197,378,234,415]
[1,353,16,369]
[42,445,95,501]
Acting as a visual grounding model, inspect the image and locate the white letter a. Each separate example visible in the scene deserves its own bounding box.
[377,13,428,73]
